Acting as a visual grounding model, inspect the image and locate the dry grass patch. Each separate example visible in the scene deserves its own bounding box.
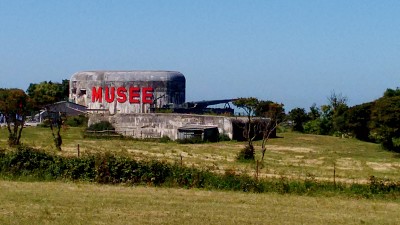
[366,162,397,172]
[2,127,400,183]
[0,180,400,225]
[336,158,363,171]
[268,145,315,153]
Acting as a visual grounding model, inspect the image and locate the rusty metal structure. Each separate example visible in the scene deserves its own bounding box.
[69,71,185,114]
[157,99,236,115]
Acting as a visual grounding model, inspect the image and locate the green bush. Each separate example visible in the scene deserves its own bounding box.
[159,135,171,143]
[218,134,231,141]
[0,146,400,198]
[177,138,204,144]
[368,176,400,194]
[236,145,255,161]
[84,121,118,139]
[87,121,115,131]
[303,120,321,134]
[64,115,88,127]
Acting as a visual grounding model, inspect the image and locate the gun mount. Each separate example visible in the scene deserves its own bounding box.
[152,99,237,115]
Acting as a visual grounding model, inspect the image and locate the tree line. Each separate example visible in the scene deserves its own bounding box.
[288,89,400,152]
[1,79,399,154]
[0,80,69,147]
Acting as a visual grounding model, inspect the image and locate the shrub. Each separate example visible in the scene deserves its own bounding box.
[0,146,55,177]
[177,138,204,144]
[303,120,321,134]
[84,121,118,139]
[218,134,231,141]
[1,146,400,198]
[64,115,88,127]
[368,176,400,194]
[159,135,171,143]
[236,145,255,161]
[87,121,115,131]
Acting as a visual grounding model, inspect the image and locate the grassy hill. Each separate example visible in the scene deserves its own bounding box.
[1,126,400,224]
[1,126,399,183]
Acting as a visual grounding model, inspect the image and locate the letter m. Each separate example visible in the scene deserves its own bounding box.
[92,87,103,103]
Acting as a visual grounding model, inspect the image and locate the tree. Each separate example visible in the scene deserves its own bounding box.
[255,100,285,122]
[257,101,285,161]
[346,102,372,141]
[328,91,347,112]
[318,104,333,135]
[27,80,69,111]
[370,96,400,152]
[288,107,309,132]
[308,103,320,120]
[328,91,349,135]
[233,97,259,160]
[26,80,70,150]
[303,92,349,136]
[0,89,29,146]
[60,79,70,99]
[383,87,400,97]
[332,103,349,135]
[45,108,66,151]
[233,98,285,161]
[304,104,323,134]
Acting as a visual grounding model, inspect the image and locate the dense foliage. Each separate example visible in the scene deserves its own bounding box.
[1,146,399,198]
[87,121,115,131]
[294,89,400,152]
[25,79,74,150]
[0,88,29,145]
[288,107,309,132]
[369,95,400,151]
[64,115,88,127]
[346,102,372,141]
[26,80,69,111]
[233,97,285,160]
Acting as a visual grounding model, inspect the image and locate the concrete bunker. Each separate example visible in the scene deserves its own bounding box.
[177,125,219,142]
[69,70,273,141]
[69,71,185,114]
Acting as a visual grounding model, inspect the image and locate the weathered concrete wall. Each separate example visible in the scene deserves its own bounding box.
[70,71,185,114]
[88,113,234,140]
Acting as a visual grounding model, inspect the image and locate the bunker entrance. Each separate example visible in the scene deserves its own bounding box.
[177,125,219,142]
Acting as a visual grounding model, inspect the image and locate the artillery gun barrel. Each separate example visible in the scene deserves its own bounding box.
[187,99,237,109]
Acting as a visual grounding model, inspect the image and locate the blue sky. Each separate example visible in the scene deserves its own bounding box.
[1,0,399,110]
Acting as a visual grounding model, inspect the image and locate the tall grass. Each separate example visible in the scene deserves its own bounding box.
[1,127,400,183]
[1,146,399,199]
[2,180,400,225]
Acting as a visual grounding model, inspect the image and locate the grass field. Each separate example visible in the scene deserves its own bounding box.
[1,180,400,225]
[1,126,399,183]
[1,126,400,224]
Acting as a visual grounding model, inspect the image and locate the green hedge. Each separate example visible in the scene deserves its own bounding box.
[0,146,400,198]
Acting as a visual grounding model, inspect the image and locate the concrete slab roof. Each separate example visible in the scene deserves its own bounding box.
[71,70,185,82]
